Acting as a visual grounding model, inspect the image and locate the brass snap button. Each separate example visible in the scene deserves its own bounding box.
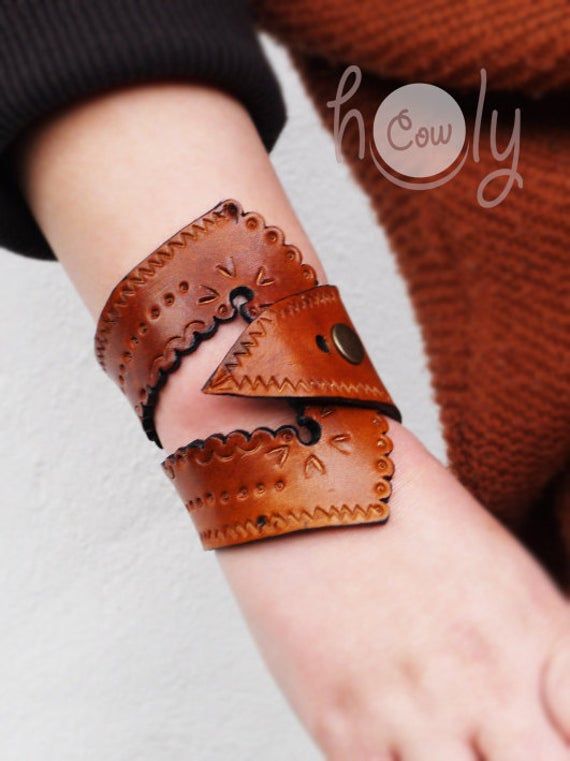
[331,323,365,365]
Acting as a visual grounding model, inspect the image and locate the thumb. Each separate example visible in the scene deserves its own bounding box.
[542,630,570,741]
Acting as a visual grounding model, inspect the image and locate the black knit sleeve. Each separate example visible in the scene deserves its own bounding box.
[0,0,286,260]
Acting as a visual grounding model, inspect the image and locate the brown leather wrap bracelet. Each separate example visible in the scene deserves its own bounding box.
[95,200,401,549]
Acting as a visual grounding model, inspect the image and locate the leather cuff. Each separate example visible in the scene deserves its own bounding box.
[95,201,401,549]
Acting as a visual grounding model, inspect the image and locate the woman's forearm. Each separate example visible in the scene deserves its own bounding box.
[14,81,423,727]
[17,83,328,449]
[17,84,569,756]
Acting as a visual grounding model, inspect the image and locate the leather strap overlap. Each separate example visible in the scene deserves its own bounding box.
[203,284,401,422]
[94,199,317,445]
[164,283,400,548]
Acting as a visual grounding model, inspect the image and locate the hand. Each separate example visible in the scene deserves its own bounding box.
[219,424,570,760]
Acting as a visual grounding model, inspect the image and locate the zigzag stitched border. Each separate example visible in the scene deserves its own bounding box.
[200,501,390,547]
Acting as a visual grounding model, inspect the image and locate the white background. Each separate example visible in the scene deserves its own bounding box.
[0,40,444,760]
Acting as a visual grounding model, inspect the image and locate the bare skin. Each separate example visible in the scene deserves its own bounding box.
[17,84,570,760]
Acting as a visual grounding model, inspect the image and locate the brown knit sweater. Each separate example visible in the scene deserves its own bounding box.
[254,0,570,586]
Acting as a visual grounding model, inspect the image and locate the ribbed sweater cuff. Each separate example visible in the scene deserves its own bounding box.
[0,0,286,260]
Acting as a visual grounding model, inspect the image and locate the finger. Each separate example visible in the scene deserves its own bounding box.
[542,631,570,742]
[475,712,570,761]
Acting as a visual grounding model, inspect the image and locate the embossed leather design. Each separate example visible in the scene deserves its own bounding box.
[94,200,317,445]
[203,285,401,422]
[95,200,400,549]
[163,405,394,549]
[166,281,400,549]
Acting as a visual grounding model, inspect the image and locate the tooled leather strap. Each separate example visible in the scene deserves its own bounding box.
[164,404,395,550]
[95,201,401,550]
[164,285,401,549]
[94,199,317,446]
[202,284,400,422]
